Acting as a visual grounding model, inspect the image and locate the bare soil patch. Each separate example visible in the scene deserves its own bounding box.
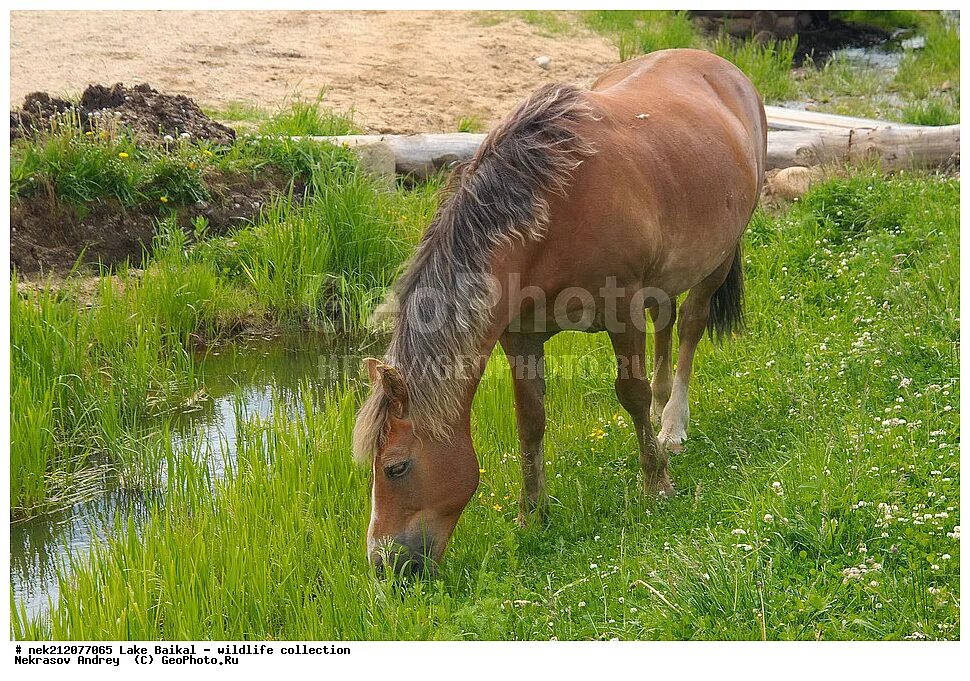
[10,11,618,134]
[11,168,301,274]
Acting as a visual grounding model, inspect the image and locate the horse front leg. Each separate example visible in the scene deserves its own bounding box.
[608,324,674,498]
[500,331,549,525]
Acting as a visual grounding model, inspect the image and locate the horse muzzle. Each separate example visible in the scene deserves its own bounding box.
[369,535,438,578]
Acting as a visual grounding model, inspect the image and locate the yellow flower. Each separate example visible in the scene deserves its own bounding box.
[159,196,169,204]
[117,152,129,159]
[84,131,93,137]
[188,162,197,170]
[492,504,503,511]
[203,149,213,157]
[479,468,486,474]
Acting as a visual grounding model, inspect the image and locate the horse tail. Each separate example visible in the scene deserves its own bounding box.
[707,243,745,342]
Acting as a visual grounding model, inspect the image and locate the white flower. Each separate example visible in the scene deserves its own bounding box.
[731,528,747,536]
[590,563,598,570]
[763,514,773,522]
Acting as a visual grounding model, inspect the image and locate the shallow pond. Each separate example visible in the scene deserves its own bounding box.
[11,332,376,621]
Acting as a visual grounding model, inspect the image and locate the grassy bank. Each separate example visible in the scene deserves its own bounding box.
[10,103,438,517]
[14,170,959,640]
[576,10,959,124]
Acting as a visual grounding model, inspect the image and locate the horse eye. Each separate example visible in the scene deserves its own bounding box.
[384,461,410,479]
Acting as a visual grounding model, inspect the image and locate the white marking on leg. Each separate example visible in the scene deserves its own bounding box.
[659,377,689,453]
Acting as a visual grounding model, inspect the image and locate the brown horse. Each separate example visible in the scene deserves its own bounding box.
[353,49,767,574]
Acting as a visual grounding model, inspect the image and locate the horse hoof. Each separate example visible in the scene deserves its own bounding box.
[645,477,675,498]
[659,433,685,454]
[517,501,549,528]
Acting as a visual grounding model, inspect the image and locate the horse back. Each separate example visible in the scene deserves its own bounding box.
[531,49,767,298]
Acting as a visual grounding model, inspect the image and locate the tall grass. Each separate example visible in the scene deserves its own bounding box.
[895,13,960,98]
[583,11,797,102]
[10,114,439,515]
[11,100,360,213]
[11,116,210,208]
[258,91,359,137]
[585,10,697,62]
[10,274,196,516]
[583,9,958,122]
[711,35,798,102]
[15,171,960,640]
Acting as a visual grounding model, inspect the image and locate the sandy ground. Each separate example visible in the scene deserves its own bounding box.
[10,10,619,133]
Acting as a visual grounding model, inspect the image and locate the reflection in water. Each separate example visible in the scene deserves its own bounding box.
[11,332,374,621]
[11,491,158,620]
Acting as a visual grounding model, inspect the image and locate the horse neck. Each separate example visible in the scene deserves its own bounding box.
[451,249,523,425]
[395,246,521,439]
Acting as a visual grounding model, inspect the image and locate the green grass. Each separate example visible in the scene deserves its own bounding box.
[10,270,197,516]
[11,94,360,212]
[14,170,960,640]
[514,10,573,36]
[583,11,797,103]
[902,97,960,126]
[895,14,960,99]
[258,91,360,137]
[798,12,958,123]
[10,168,436,515]
[712,35,798,101]
[205,101,268,125]
[456,115,485,134]
[581,9,958,125]
[9,106,440,516]
[585,10,697,62]
[835,10,931,32]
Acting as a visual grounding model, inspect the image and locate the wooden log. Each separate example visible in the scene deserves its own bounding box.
[302,124,959,178]
[763,105,914,132]
[765,125,960,171]
[306,133,485,179]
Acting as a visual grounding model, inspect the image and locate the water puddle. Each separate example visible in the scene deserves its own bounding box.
[778,28,925,114]
[11,332,376,622]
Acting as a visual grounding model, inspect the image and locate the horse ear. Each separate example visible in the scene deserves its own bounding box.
[363,357,381,385]
[362,358,409,418]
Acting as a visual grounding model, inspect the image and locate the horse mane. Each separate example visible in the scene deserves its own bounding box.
[353,83,595,463]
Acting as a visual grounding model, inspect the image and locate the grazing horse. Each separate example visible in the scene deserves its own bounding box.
[353,49,767,574]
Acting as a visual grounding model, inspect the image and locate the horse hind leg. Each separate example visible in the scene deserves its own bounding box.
[660,246,743,453]
[649,302,676,424]
[608,323,674,497]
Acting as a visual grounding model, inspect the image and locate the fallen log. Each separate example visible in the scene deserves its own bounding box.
[762,105,914,132]
[766,125,960,171]
[312,133,485,178]
[306,123,959,179]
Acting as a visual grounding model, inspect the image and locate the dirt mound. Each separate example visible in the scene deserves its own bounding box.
[11,169,303,274]
[11,83,236,145]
